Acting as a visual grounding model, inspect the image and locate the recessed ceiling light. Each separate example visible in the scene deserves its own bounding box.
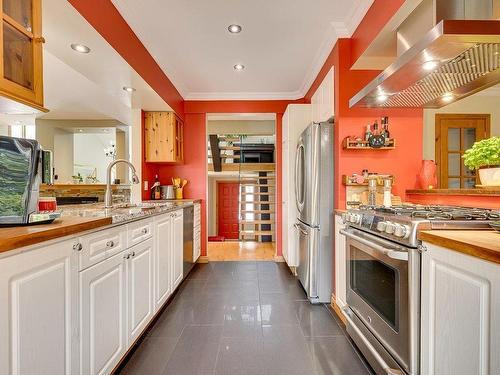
[234,64,245,71]
[123,86,136,92]
[71,43,91,54]
[422,60,439,71]
[228,24,242,34]
[442,93,454,102]
[78,129,83,132]
[376,94,388,103]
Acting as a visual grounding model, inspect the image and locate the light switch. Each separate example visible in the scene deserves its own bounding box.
[143,181,148,191]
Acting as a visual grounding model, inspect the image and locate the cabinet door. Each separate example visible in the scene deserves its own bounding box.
[320,68,334,122]
[421,243,500,375]
[334,215,346,307]
[80,251,127,375]
[0,0,44,108]
[172,210,184,290]
[154,214,172,310]
[144,112,157,162]
[174,115,184,162]
[127,239,154,344]
[79,225,127,271]
[311,89,321,123]
[0,239,78,375]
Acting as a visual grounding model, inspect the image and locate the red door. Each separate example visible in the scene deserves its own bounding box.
[217,182,240,239]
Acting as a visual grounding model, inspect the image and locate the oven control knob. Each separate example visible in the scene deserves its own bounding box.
[376,221,387,232]
[395,224,410,238]
[385,222,396,234]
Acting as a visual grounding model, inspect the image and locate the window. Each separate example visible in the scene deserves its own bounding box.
[435,114,490,188]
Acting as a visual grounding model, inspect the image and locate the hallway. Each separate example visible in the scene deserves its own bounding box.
[119,262,372,375]
[207,241,276,261]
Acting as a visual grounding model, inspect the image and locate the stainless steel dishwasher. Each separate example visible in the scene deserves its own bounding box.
[183,205,195,277]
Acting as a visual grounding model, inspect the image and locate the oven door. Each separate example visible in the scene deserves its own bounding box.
[342,227,413,372]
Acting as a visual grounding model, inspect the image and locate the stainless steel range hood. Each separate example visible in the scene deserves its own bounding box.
[349,0,500,109]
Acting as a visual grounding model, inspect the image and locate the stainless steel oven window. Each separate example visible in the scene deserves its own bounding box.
[350,245,400,331]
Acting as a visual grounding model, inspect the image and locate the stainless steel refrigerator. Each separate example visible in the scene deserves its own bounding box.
[294,121,333,303]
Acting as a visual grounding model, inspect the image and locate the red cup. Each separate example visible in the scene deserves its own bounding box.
[38,197,57,212]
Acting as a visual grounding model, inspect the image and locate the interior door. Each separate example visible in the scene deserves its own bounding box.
[217,182,240,239]
[435,114,490,188]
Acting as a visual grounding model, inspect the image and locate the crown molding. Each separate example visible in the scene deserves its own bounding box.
[184,90,304,101]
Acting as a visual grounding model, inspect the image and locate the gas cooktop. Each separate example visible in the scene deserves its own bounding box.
[343,205,499,248]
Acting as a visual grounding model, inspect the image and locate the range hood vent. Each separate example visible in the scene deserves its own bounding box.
[350,0,500,109]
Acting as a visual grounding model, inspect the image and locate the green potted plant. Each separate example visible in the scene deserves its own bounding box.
[462,136,500,186]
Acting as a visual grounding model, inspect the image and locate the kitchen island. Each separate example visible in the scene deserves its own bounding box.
[0,200,200,375]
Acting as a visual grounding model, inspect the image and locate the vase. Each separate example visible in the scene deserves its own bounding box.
[478,167,500,186]
[418,160,437,189]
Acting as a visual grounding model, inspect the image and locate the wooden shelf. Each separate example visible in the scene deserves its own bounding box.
[343,138,396,150]
[342,175,395,186]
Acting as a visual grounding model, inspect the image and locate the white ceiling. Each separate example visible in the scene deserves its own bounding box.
[111,0,374,100]
[39,0,172,124]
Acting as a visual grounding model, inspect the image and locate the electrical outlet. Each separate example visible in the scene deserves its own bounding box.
[143,181,148,191]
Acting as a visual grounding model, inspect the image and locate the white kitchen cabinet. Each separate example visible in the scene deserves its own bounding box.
[154,213,173,310]
[334,214,347,308]
[282,104,312,267]
[172,210,184,290]
[0,239,79,375]
[193,202,201,261]
[78,225,127,271]
[80,250,127,375]
[420,242,500,375]
[311,67,334,123]
[127,238,154,344]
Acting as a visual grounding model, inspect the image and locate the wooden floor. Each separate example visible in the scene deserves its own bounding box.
[207,241,276,261]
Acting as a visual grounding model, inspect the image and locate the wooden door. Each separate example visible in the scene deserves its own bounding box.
[154,213,172,310]
[435,114,490,188]
[80,251,127,375]
[0,0,44,108]
[217,182,240,239]
[127,239,153,344]
[0,239,78,375]
[172,210,184,289]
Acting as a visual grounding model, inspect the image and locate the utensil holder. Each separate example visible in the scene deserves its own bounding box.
[175,187,183,199]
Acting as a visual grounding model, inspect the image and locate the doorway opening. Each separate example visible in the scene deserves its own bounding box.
[206,113,276,261]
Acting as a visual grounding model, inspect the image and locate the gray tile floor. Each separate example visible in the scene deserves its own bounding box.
[119,261,373,375]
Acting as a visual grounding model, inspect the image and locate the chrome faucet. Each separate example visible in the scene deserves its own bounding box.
[105,159,140,208]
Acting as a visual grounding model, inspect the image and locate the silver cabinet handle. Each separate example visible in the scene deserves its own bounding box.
[124,253,130,260]
[131,251,136,257]
[73,243,83,251]
[142,228,148,234]
[342,307,404,375]
[106,240,115,248]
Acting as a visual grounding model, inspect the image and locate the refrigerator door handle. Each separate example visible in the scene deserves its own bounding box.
[295,143,305,213]
[294,222,307,236]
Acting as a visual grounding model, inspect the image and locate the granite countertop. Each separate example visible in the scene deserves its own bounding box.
[0,200,195,253]
[419,230,500,265]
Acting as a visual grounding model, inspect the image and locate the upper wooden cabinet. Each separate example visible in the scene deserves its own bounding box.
[0,0,45,112]
[311,67,334,123]
[144,111,184,163]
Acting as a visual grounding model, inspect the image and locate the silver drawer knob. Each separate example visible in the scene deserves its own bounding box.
[106,240,115,248]
[73,243,83,251]
[142,228,148,234]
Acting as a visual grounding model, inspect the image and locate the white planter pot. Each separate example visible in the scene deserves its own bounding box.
[478,167,500,186]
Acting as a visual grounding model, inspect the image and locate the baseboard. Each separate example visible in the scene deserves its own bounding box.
[331,293,347,326]
[274,255,285,262]
[197,256,209,263]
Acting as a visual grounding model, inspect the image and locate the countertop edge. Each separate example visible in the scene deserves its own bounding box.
[0,217,113,253]
[406,188,500,196]
[418,230,500,265]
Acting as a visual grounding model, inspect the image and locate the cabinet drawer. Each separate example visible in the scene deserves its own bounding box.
[127,218,153,247]
[78,226,127,271]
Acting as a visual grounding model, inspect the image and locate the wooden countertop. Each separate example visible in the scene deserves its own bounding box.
[0,216,112,253]
[419,230,500,264]
[407,188,500,196]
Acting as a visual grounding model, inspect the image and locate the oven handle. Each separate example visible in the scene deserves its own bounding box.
[340,229,408,261]
[342,307,404,375]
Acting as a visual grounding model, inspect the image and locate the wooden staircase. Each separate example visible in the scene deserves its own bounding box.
[239,172,275,242]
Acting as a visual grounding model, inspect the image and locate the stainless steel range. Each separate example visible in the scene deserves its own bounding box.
[340,205,499,375]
